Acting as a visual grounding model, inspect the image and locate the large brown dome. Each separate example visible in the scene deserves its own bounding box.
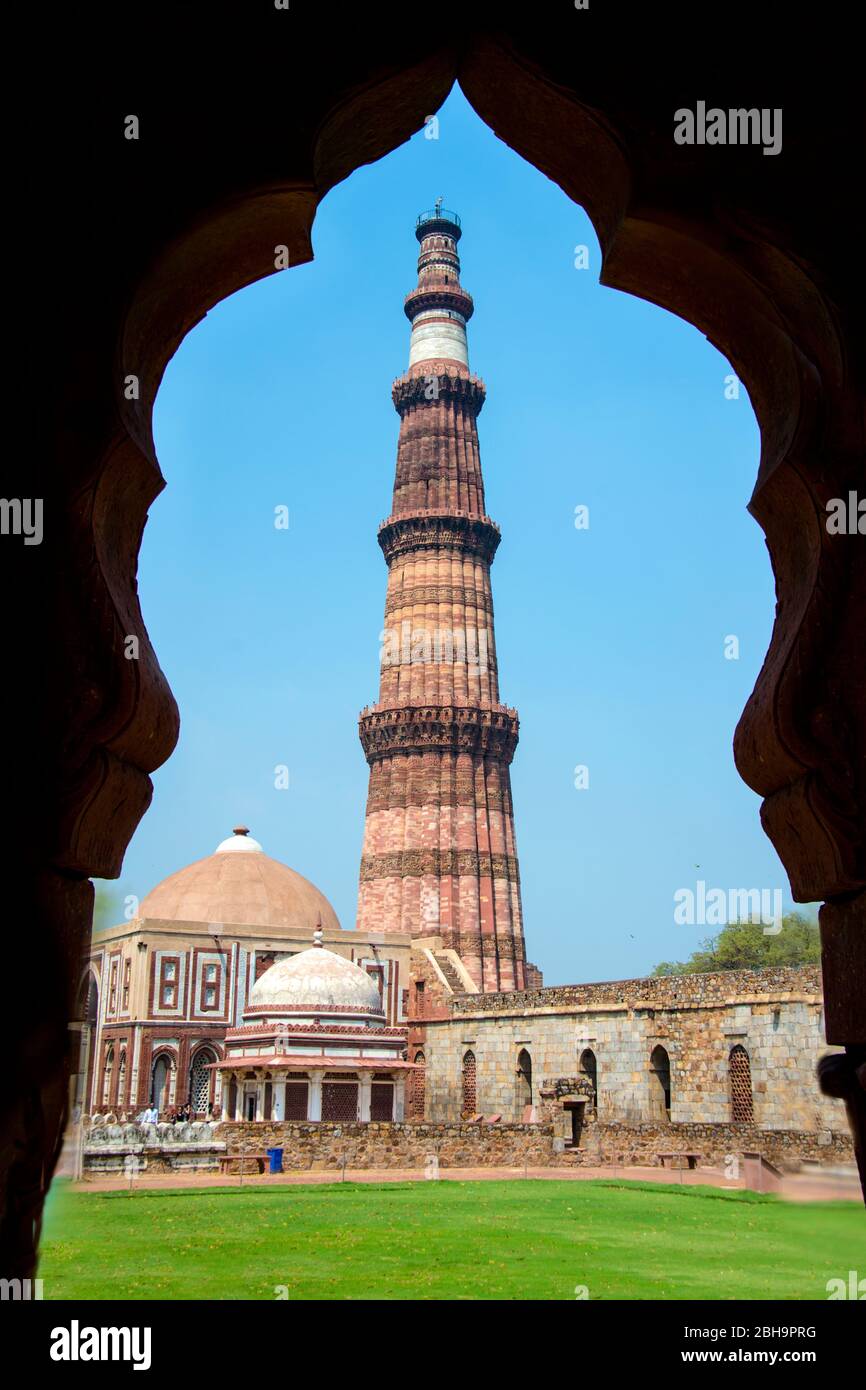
[138,826,340,932]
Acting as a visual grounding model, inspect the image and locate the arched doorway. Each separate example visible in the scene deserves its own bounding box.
[729,1045,755,1124]
[579,1048,598,1112]
[151,1054,172,1115]
[649,1046,671,1122]
[101,1046,114,1110]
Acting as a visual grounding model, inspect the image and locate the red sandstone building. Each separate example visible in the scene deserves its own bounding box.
[81,827,412,1119]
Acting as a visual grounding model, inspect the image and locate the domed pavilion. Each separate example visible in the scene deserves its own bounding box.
[215,928,415,1123]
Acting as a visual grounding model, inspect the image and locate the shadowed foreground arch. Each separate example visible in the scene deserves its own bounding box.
[10,5,864,1272]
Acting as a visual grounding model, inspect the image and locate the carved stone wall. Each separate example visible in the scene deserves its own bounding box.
[81,1119,226,1174]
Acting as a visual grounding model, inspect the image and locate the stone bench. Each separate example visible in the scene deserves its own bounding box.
[219,1153,272,1175]
[657,1151,702,1170]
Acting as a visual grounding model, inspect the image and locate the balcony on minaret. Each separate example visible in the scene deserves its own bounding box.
[415,207,462,237]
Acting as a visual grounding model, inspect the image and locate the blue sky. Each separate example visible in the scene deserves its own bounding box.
[106,86,804,983]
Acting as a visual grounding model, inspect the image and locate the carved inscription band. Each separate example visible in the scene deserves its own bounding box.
[359,704,519,764]
[359,848,521,883]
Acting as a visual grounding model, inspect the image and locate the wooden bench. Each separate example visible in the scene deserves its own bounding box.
[219,1153,271,1175]
[657,1151,701,1170]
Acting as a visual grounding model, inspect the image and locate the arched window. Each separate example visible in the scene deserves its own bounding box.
[517,1048,532,1110]
[579,1048,598,1110]
[409,1049,426,1119]
[649,1045,671,1121]
[190,1047,216,1116]
[461,1050,477,1117]
[729,1045,754,1123]
[102,1045,114,1107]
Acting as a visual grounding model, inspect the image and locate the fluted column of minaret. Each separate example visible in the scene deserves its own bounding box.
[356,209,527,992]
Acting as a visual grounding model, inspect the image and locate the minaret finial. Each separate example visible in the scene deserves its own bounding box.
[435,194,443,216]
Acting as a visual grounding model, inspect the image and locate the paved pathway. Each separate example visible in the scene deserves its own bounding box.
[68,1163,861,1202]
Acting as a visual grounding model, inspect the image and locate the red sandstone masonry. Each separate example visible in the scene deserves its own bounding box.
[355,216,526,993]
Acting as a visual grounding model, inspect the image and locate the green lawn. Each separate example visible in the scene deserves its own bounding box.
[39,1179,864,1300]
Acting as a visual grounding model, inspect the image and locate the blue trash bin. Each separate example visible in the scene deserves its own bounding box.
[266,1146,284,1174]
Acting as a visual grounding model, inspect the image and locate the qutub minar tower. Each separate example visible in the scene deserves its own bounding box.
[356,205,527,992]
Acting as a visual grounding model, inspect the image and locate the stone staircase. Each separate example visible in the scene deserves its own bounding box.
[434,952,467,993]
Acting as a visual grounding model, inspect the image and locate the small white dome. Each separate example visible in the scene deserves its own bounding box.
[215,825,263,854]
[250,943,383,1017]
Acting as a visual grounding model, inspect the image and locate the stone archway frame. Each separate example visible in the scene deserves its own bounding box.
[149,1049,177,1115]
[113,44,862,1014]
[18,25,865,1278]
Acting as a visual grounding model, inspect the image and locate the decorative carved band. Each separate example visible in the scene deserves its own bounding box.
[391,370,486,417]
[359,848,521,883]
[358,704,519,763]
[378,512,500,565]
[384,584,494,619]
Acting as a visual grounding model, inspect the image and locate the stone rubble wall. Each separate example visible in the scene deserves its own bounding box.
[449,965,823,1013]
[562,1122,854,1171]
[219,1119,556,1169]
[217,1119,852,1172]
[76,1114,853,1175]
[421,965,845,1132]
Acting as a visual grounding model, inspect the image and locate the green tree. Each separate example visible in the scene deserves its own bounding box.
[652,912,820,976]
[91,881,121,934]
